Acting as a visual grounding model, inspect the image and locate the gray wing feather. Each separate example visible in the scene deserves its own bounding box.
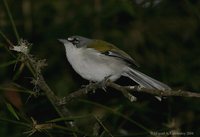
[123,67,171,91]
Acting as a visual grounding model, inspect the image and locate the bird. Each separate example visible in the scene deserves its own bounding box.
[58,36,171,92]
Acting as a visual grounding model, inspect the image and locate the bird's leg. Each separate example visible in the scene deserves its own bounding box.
[99,76,111,92]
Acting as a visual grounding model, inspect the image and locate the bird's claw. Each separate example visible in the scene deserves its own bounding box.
[81,81,96,93]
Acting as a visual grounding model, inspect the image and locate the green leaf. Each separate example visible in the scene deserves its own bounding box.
[12,63,25,81]
[0,60,18,68]
[6,102,19,120]
[3,0,20,41]
[0,117,29,127]
[78,99,151,133]
[47,115,90,123]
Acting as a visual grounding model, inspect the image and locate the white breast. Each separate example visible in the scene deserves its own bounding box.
[64,43,125,82]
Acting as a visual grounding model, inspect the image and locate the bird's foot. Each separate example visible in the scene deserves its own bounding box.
[81,76,110,93]
[81,81,96,93]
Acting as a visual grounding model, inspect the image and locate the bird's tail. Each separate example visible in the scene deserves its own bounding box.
[123,67,171,91]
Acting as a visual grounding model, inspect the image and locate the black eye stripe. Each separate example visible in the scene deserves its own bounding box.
[73,38,79,44]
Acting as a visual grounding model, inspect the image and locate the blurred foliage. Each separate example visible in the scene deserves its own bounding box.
[0,0,200,137]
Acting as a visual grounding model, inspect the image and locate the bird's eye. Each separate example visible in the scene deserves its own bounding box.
[73,38,80,44]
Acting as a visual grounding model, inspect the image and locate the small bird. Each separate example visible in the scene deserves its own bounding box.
[58,36,171,91]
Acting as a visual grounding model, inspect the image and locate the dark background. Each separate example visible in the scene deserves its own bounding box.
[0,0,200,137]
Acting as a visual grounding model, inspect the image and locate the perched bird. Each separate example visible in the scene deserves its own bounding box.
[58,36,171,91]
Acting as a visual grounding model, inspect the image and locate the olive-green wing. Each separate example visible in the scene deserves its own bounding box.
[87,40,139,67]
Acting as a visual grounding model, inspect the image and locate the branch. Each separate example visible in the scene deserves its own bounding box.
[9,39,77,130]
[60,81,200,104]
[107,82,200,98]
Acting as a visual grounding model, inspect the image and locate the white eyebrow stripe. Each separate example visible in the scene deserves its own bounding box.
[67,37,74,41]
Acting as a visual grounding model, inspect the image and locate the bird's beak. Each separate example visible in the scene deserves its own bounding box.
[58,39,68,44]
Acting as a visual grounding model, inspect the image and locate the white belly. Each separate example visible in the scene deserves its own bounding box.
[65,45,125,82]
